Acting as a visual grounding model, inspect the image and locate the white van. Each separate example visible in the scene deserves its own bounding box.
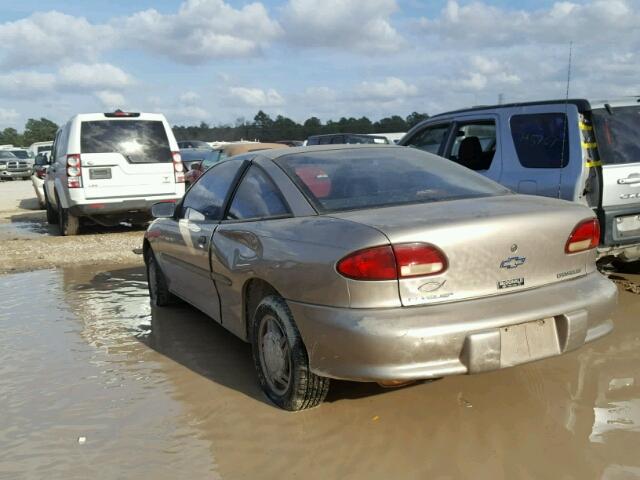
[28,141,53,158]
[44,111,185,235]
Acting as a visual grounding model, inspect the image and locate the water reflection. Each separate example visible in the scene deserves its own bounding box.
[1,266,639,479]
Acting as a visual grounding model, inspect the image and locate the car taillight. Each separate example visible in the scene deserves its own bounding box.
[66,154,82,188]
[172,151,184,183]
[565,218,600,253]
[337,243,448,281]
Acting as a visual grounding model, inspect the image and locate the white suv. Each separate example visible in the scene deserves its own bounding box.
[44,111,185,235]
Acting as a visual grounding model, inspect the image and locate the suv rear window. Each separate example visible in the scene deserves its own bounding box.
[81,120,172,163]
[510,113,570,168]
[276,147,509,213]
[592,106,640,165]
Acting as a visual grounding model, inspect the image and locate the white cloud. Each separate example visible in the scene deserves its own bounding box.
[0,71,57,97]
[179,91,200,105]
[0,107,20,126]
[95,91,126,110]
[356,77,419,101]
[229,87,285,107]
[117,0,282,64]
[0,11,112,67]
[58,63,133,91]
[282,0,403,52]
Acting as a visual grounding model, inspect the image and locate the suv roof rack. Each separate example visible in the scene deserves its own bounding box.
[430,99,592,119]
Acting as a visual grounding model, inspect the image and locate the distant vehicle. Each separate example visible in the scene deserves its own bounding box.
[31,153,50,208]
[28,141,53,158]
[306,133,390,145]
[186,142,287,185]
[399,97,640,263]
[44,110,185,236]
[180,147,221,172]
[275,140,304,147]
[143,145,616,410]
[7,148,35,165]
[184,149,223,185]
[177,140,212,149]
[0,150,31,180]
[373,132,406,144]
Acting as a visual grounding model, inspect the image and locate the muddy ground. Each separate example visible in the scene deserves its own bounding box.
[1,180,640,479]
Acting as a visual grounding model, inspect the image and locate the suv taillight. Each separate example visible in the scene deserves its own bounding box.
[172,151,184,183]
[336,243,448,281]
[66,154,82,188]
[565,218,600,253]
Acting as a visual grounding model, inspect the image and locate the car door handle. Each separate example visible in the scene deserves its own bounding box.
[618,177,640,185]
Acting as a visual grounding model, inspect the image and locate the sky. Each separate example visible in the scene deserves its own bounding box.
[0,0,638,130]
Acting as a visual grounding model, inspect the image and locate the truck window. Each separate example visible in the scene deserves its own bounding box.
[510,113,570,169]
[449,121,496,171]
[405,124,450,155]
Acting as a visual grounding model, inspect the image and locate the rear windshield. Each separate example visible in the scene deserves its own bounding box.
[37,146,51,153]
[592,106,640,165]
[275,147,510,213]
[81,120,172,163]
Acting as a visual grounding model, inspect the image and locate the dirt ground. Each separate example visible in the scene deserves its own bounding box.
[0,180,144,274]
[1,180,640,479]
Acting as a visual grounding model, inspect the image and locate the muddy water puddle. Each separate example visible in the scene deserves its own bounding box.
[1,267,640,479]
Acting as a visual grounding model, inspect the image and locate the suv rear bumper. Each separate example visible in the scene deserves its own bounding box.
[288,272,617,382]
[69,197,180,217]
[599,204,640,246]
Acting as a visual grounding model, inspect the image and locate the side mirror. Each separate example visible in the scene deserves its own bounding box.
[151,201,176,219]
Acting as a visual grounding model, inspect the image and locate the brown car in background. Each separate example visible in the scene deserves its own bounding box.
[185,142,287,185]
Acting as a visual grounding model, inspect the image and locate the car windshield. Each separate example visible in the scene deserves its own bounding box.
[0,151,17,159]
[180,149,209,162]
[276,147,510,213]
[592,106,640,165]
[80,120,172,163]
[10,150,29,159]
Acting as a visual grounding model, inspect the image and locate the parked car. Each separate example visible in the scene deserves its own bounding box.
[28,141,53,158]
[143,144,617,411]
[184,149,222,185]
[177,140,212,149]
[7,148,35,166]
[0,150,31,180]
[185,142,287,186]
[306,133,390,145]
[44,110,185,236]
[31,153,50,208]
[180,147,220,172]
[399,98,640,264]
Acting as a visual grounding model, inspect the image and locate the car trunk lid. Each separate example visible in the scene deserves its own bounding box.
[330,195,595,306]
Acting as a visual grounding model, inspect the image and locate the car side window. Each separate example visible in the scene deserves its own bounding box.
[227,165,290,221]
[510,113,570,168]
[181,160,245,221]
[448,121,496,171]
[405,124,450,155]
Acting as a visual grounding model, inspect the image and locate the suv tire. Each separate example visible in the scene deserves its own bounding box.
[57,197,80,236]
[45,192,58,225]
[251,295,330,411]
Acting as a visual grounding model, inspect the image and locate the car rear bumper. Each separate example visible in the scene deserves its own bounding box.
[69,197,180,217]
[288,272,617,382]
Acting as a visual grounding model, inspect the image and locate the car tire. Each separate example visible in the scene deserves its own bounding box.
[57,198,80,236]
[146,250,177,307]
[45,192,58,225]
[251,295,330,411]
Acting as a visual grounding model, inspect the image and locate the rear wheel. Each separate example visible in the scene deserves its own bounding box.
[146,250,177,307]
[45,192,58,225]
[57,200,80,236]
[251,295,330,411]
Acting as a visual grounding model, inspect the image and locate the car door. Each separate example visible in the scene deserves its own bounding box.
[160,159,249,322]
[441,114,502,182]
[499,103,582,200]
[591,104,640,246]
[210,163,292,339]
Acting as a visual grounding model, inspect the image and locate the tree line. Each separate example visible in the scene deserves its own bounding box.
[0,111,429,146]
[173,111,429,142]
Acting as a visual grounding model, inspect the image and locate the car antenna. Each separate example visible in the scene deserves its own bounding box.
[557,41,572,200]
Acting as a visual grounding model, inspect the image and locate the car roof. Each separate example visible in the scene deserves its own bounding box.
[70,112,168,122]
[427,97,640,120]
[257,143,400,160]
[308,133,388,139]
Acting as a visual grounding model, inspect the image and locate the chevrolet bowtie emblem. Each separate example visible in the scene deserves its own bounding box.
[500,256,526,269]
